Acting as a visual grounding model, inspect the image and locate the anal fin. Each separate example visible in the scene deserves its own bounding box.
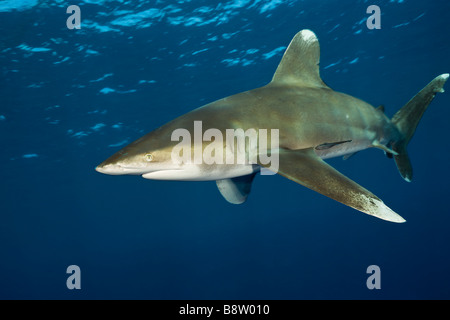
[259,148,405,223]
[372,141,398,156]
[343,151,359,160]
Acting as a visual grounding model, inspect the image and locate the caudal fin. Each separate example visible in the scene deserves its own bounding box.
[391,73,449,182]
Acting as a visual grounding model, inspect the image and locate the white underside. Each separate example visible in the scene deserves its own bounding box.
[142,163,259,181]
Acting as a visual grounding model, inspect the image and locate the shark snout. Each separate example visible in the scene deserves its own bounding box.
[95,163,126,175]
[95,161,161,176]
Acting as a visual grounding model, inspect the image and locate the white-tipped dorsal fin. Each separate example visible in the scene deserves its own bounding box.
[271,29,328,89]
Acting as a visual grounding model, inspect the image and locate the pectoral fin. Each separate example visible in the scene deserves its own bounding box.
[216,172,258,204]
[259,148,405,223]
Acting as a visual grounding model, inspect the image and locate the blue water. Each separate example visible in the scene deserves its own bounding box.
[1,0,449,299]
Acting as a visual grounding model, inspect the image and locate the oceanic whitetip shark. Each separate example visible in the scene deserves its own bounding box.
[96,29,448,223]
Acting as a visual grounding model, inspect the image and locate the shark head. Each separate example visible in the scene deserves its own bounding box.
[95,128,180,176]
[95,118,260,181]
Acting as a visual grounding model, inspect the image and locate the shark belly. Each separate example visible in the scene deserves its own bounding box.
[142,163,259,181]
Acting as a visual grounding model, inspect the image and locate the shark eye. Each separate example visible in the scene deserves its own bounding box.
[144,154,153,162]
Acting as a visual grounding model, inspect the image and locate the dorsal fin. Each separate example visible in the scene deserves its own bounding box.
[270,29,328,88]
[376,105,385,113]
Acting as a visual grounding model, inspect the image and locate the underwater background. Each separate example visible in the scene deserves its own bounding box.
[1,0,449,299]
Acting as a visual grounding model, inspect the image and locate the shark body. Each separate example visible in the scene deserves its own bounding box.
[96,30,448,223]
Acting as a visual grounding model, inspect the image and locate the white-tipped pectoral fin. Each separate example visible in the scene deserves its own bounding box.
[353,194,406,223]
[258,148,406,223]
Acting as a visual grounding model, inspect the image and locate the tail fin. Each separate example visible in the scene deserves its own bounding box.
[391,73,449,182]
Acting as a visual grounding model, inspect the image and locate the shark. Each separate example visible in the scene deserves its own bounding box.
[96,29,448,223]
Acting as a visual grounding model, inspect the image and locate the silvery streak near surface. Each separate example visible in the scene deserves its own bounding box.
[96,30,448,223]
